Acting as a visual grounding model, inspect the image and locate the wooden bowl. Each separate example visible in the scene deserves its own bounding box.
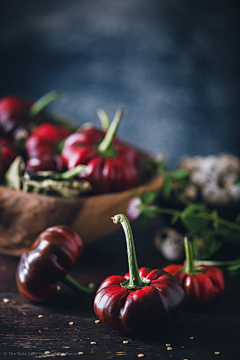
[0,175,163,256]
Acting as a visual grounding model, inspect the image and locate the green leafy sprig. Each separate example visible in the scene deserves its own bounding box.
[129,189,240,276]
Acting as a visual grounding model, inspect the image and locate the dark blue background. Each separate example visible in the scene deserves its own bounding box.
[0,0,239,166]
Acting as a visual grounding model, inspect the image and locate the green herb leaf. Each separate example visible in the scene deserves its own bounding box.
[169,169,189,181]
[163,176,172,197]
[141,190,158,204]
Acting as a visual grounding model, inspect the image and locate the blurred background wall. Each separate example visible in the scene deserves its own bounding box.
[0,0,239,166]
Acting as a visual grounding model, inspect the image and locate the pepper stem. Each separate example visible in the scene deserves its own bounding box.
[60,165,88,179]
[61,274,95,295]
[96,108,110,130]
[184,237,194,274]
[28,90,61,118]
[97,109,125,156]
[112,214,150,290]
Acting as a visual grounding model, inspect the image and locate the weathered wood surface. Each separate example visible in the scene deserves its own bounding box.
[0,218,240,360]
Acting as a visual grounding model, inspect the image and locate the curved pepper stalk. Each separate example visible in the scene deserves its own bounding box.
[16,225,95,302]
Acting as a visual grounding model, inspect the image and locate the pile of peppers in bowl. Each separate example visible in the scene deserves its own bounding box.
[1,91,226,334]
[0,91,153,197]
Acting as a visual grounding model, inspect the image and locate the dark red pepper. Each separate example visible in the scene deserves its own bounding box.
[61,109,140,193]
[163,237,225,308]
[94,214,185,333]
[25,122,69,173]
[16,225,95,302]
[0,91,60,138]
[0,138,16,181]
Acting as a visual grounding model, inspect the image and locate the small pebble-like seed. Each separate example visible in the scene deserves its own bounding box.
[44,351,50,355]
[165,343,171,347]
[78,352,84,355]
[181,346,185,348]
[167,347,173,351]
[189,336,194,340]
[3,298,9,303]
[137,354,145,358]
[38,315,43,318]
[88,282,95,289]
[95,319,100,324]
[90,342,96,345]
[215,351,221,355]
[69,322,74,325]
[62,346,70,348]
[123,341,129,344]
[56,285,61,291]
[61,354,67,357]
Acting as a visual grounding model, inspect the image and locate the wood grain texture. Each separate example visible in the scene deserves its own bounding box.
[0,175,163,256]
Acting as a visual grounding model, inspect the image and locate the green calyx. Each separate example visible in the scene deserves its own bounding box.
[97,109,125,158]
[112,214,150,290]
[182,237,204,275]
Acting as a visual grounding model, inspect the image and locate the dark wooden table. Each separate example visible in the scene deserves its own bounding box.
[1,217,240,360]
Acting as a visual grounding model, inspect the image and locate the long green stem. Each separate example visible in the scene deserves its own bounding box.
[60,165,88,179]
[112,214,150,290]
[184,237,194,274]
[98,109,124,155]
[151,206,240,233]
[61,274,95,295]
[97,108,110,130]
[28,90,61,117]
[194,258,240,267]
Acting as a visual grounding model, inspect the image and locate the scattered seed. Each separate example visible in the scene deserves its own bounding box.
[38,315,43,318]
[167,347,173,351]
[181,346,185,348]
[56,285,61,291]
[90,342,96,345]
[137,354,145,358]
[165,343,171,347]
[215,351,221,355]
[123,341,129,344]
[3,298,9,303]
[88,282,95,289]
[44,351,50,355]
[78,352,84,355]
[62,346,70,348]
[61,354,67,357]
[69,322,74,325]
[95,319,100,324]
[189,336,194,340]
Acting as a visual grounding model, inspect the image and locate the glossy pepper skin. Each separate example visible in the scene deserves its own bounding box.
[61,110,140,193]
[16,225,85,302]
[0,96,33,137]
[25,123,69,173]
[163,238,225,308]
[94,215,185,333]
[0,91,60,139]
[0,138,16,180]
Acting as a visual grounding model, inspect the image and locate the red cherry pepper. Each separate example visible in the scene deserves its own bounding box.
[61,109,140,193]
[94,214,185,333]
[0,138,16,181]
[16,225,95,302]
[25,122,69,173]
[163,237,225,308]
[0,91,60,138]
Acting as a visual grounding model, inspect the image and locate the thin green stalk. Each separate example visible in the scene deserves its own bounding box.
[98,109,124,154]
[60,165,88,179]
[29,91,61,117]
[112,214,150,290]
[97,109,110,130]
[62,274,95,295]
